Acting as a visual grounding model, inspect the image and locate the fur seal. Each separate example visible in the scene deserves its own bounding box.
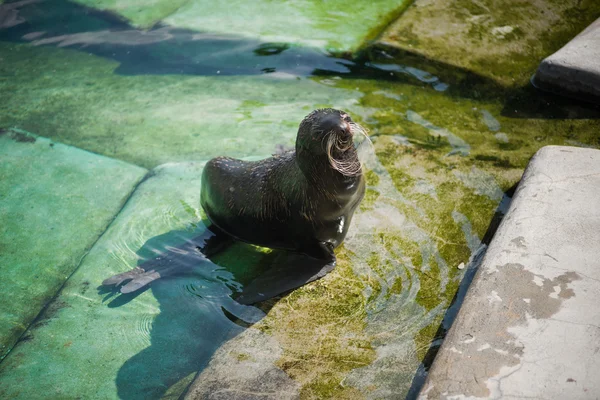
[103,108,367,304]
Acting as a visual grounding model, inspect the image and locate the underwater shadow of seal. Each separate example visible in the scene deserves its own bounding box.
[97,226,280,400]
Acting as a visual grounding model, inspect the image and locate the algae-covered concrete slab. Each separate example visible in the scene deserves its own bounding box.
[1,41,598,396]
[73,0,409,52]
[376,0,600,86]
[535,18,600,104]
[0,40,368,170]
[0,161,269,400]
[0,129,146,360]
[419,146,600,399]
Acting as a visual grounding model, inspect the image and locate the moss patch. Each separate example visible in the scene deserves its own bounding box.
[255,247,376,399]
[377,0,600,86]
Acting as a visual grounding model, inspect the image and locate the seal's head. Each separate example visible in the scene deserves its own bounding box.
[296,108,367,177]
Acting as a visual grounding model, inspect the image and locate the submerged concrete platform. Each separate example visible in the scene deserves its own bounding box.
[0,161,268,400]
[419,146,600,399]
[0,129,146,360]
[534,18,600,104]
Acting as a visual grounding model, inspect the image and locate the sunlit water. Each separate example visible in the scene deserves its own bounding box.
[0,1,599,399]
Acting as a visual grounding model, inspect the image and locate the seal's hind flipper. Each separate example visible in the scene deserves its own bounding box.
[235,252,336,305]
[119,268,168,293]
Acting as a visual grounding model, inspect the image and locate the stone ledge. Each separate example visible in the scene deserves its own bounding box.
[534,18,600,104]
[419,145,600,399]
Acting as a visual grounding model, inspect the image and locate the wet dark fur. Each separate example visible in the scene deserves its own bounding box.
[201,108,366,261]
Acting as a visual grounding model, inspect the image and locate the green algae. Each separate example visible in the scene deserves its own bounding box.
[359,188,380,211]
[414,315,444,361]
[254,247,376,400]
[377,0,600,87]
[74,0,190,28]
[68,0,411,52]
[235,353,251,362]
[71,0,410,52]
[365,170,380,186]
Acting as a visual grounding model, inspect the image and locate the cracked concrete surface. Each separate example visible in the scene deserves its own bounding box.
[419,146,600,399]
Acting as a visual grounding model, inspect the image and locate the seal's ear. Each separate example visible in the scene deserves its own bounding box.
[234,251,336,305]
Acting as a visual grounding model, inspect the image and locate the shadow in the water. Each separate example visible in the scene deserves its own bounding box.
[98,226,278,400]
[361,45,600,120]
[501,83,600,120]
[3,0,600,120]
[0,0,353,76]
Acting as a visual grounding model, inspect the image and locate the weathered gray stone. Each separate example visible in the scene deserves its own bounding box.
[535,18,600,103]
[419,146,600,399]
[0,129,146,360]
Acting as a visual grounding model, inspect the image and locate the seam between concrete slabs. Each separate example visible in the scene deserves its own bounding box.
[355,0,417,56]
[0,140,150,363]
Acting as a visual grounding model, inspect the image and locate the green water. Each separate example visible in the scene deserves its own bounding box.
[0,0,599,399]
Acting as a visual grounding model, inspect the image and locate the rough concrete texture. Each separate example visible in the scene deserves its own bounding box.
[534,18,600,103]
[0,129,146,360]
[0,162,268,400]
[419,146,600,399]
[376,0,600,87]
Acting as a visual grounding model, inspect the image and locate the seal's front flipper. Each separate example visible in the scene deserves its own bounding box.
[235,252,336,305]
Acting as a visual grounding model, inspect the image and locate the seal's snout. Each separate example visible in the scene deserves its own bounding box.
[320,113,352,137]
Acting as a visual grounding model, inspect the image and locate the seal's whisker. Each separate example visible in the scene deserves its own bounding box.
[327,133,362,177]
[350,123,376,170]
[321,129,336,153]
[350,122,372,146]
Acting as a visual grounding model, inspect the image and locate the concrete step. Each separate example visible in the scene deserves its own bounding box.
[534,18,600,104]
[419,145,600,399]
[0,129,146,360]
